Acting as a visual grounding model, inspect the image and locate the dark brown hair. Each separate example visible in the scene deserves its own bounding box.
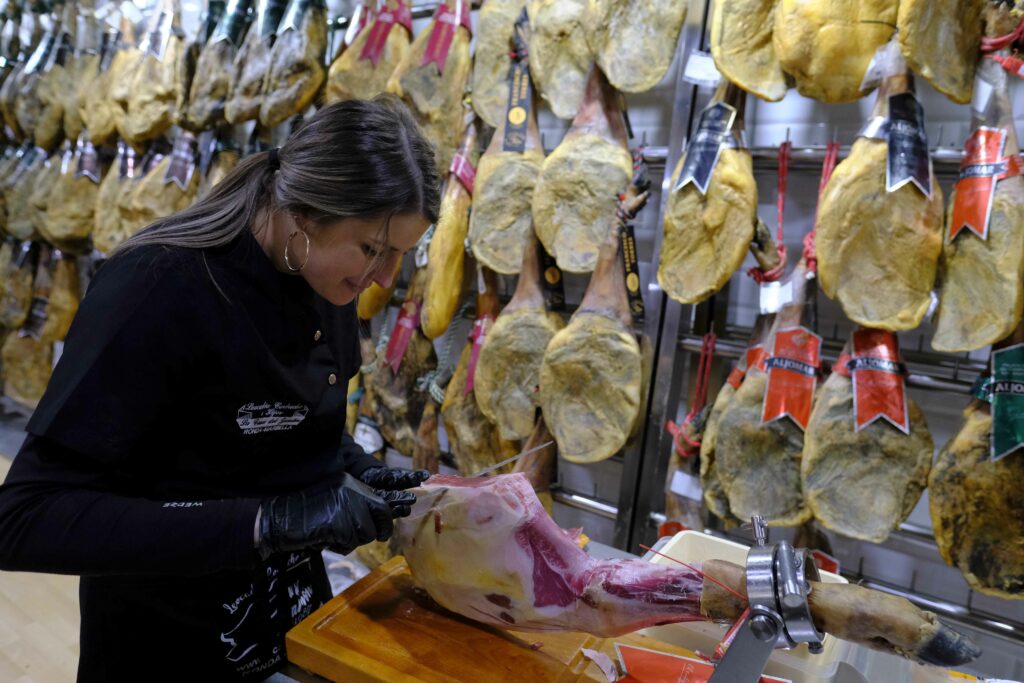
[116,95,440,272]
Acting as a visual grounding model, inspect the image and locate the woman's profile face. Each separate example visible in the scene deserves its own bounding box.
[301,211,430,306]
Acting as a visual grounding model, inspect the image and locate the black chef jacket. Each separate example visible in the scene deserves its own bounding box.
[0,229,382,681]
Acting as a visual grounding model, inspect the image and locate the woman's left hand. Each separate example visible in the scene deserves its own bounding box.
[359,466,430,491]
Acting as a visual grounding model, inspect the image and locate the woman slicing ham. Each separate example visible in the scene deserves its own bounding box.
[0,97,438,681]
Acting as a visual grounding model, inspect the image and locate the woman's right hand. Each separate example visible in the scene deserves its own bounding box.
[255,474,415,560]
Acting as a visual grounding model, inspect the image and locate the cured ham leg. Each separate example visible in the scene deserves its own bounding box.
[538,192,646,463]
[394,473,706,637]
[512,415,557,514]
[441,268,519,476]
[532,65,632,274]
[475,232,564,441]
[700,559,981,667]
[394,474,981,667]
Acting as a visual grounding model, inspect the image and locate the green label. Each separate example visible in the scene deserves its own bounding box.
[991,343,1024,461]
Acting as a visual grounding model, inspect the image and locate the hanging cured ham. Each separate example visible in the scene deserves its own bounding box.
[526,0,588,119]
[224,0,287,124]
[700,315,774,526]
[470,0,525,127]
[714,264,814,527]
[930,316,1024,600]
[538,195,644,464]
[469,14,542,276]
[802,333,933,543]
[259,0,327,127]
[710,0,787,102]
[82,18,138,146]
[421,115,477,340]
[475,233,564,442]
[659,84,758,304]
[532,66,631,274]
[897,0,983,105]
[587,0,687,94]
[387,0,472,172]
[326,0,411,104]
[368,268,437,457]
[815,45,944,331]
[933,8,1024,352]
[186,0,251,130]
[773,0,897,103]
[393,473,981,666]
[441,268,518,477]
[123,0,187,145]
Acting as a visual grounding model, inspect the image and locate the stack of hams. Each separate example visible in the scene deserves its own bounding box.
[929,0,1024,602]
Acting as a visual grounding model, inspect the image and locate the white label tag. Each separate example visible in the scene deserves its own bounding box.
[971,77,995,118]
[353,417,385,454]
[683,50,722,88]
[52,341,64,369]
[670,470,703,502]
[759,280,793,314]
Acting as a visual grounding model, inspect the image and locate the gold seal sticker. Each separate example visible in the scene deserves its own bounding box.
[508,106,527,127]
[626,272,640,293]
[545,266,561,285]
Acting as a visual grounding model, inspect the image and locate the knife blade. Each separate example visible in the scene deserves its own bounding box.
[467,440,555,478]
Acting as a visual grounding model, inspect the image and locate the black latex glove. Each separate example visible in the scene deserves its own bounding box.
[257,474,416,560]
[358,465,430,491]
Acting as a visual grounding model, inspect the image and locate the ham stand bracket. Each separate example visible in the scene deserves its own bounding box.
[709,515,825,682]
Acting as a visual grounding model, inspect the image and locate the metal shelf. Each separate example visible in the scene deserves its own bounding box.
[678,330,985,396]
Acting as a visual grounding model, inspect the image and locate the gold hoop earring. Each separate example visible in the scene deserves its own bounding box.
[284,230,311,272]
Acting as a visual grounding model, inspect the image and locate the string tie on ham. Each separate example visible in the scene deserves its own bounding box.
[749,141,791,284]
[803,140,842,275]
[981,13,1024,53]
[667,332,716,457]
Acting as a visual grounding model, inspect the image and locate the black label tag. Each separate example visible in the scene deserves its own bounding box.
[14,241,36,269]
[887,92,932,197]
[765,356,817,377]
[75,139,101,184]
[118,143,138,180]
[846,357,906,375]
[502,61,531,153]
[538,242,565,312]
[20,295,47,340]
[674,102,737,195]
[620,224,644,323]
[164,135,198,191]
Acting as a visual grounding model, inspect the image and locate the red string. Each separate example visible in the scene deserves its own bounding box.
[639,544,748,604]
[985,53,1024,77]
[803,141,841,274]
[666,333,717,457]
[748,141,791,284]
[981,16,1024,53]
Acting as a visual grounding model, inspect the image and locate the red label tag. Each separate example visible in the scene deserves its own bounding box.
[464,314,494,394]
[761,327,821,431]
[359,1,412,66]
[449,150,476,195]
[384,299,422,374]
[420,1,472,73]
[950,127,1024,241]
[811,550,841,575]
[746,345,768,373]
[726,365,745,389]
[616,644,790,683]
[833,351,852,377]
[850,328,909,434]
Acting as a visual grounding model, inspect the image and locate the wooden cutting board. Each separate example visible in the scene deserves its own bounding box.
[286,556,701,682]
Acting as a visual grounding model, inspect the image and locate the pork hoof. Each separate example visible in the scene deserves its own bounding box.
[914,621,982,667]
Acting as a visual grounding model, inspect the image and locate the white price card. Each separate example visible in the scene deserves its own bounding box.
[683,51,722,88]
[670,470,703,502]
